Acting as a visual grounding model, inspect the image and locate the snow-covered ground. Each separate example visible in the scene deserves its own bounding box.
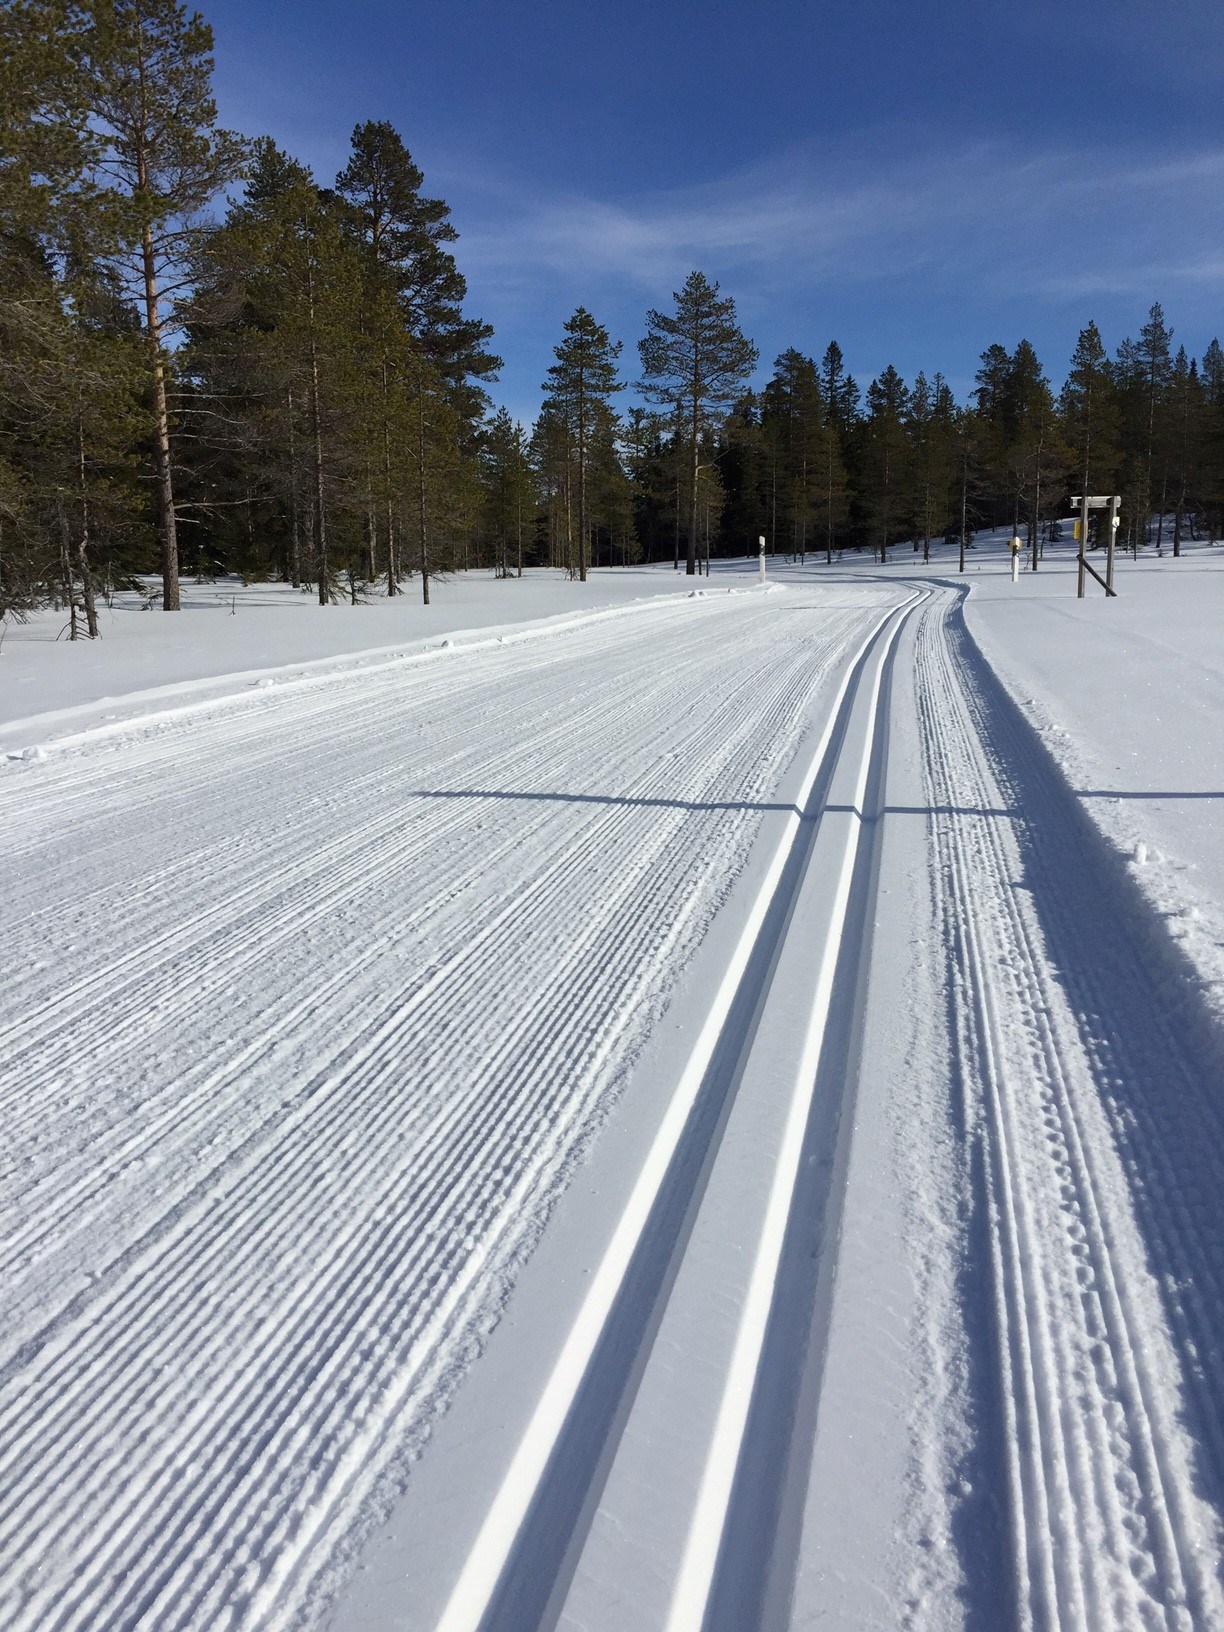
[2,545,1222,1631]
[0,566,701,753]
[962,544,1224,1040]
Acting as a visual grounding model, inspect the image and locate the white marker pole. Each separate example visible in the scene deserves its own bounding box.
[758,534,766,584]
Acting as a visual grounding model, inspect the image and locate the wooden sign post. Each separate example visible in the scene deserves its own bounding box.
[1071,496,1121,598]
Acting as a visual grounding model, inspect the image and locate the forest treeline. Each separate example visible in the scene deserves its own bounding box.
[3,0,1223,632]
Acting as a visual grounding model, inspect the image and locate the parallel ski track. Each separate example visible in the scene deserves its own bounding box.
[432,590,921,1632]
[0,587,896,1631]
[917,591,1224,1631]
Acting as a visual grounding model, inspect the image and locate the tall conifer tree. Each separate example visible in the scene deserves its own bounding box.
[85,0,245,609]
[639,271,757,576]
[543,307,623,581]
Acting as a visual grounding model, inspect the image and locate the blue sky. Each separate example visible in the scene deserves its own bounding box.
[202,0,1224,422]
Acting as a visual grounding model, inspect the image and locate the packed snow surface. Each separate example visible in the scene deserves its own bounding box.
[0,567,700,750]
[2,547,1222,1631]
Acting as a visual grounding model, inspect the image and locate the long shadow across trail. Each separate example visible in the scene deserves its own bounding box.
[1077,789,1224,801]
[405,788,1016,821]
[947,596,1224,1556]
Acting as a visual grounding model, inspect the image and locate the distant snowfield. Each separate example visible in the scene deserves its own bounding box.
[2,542,1222,1631]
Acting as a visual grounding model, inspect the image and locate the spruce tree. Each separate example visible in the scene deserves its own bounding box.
[819,340,859,431]
[1200,339,1224,409]
[480,407,533,578]
[862,365,911,563]
[622,406,679,563]
[1004,340,1070,569]
[543,307,623,581]
[1166,347,1204,557]
[1134,303,1174,547]
[1200,342,1224,541]
[761,349,827,561]
[1061,321,1121,503]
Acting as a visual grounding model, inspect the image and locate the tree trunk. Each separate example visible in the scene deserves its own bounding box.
[381,357,398,595]
[417,389,430,605]
[309,335,328,605]
[286,388,302,586]
[577,368,588,582]
[56,498,78,639]
[516,471,523,578]
[75,412,100,637]
[688,394,699,576]
[141,217,179,611]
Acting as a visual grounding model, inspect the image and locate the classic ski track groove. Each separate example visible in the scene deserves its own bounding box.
[432,591,921,1632]
[0,588,895,1632]
[917,594,1224,1632]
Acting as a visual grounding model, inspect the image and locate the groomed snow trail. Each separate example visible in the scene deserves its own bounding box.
[414,583,1224,1632]
[433,591,920,1632]
[916,591,1224,1632]
[0,584,897,1632]
[5,577,1224,1632]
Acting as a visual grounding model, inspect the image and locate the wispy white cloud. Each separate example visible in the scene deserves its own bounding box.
[458,139,1224,310]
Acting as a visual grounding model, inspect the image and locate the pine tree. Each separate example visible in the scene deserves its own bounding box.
[639,271,757,576]
[908,372,958,562]
[335,120,499,428]
[1,2,148,625]
[952,407,984,573]
[192,145,367,604]
[1005,341,1070,569]
[85,0,245,609]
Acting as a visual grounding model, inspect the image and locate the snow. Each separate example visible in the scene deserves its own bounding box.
[2,544,1222,1632]
[959,542,1224,1037]
[0,566,706,754]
